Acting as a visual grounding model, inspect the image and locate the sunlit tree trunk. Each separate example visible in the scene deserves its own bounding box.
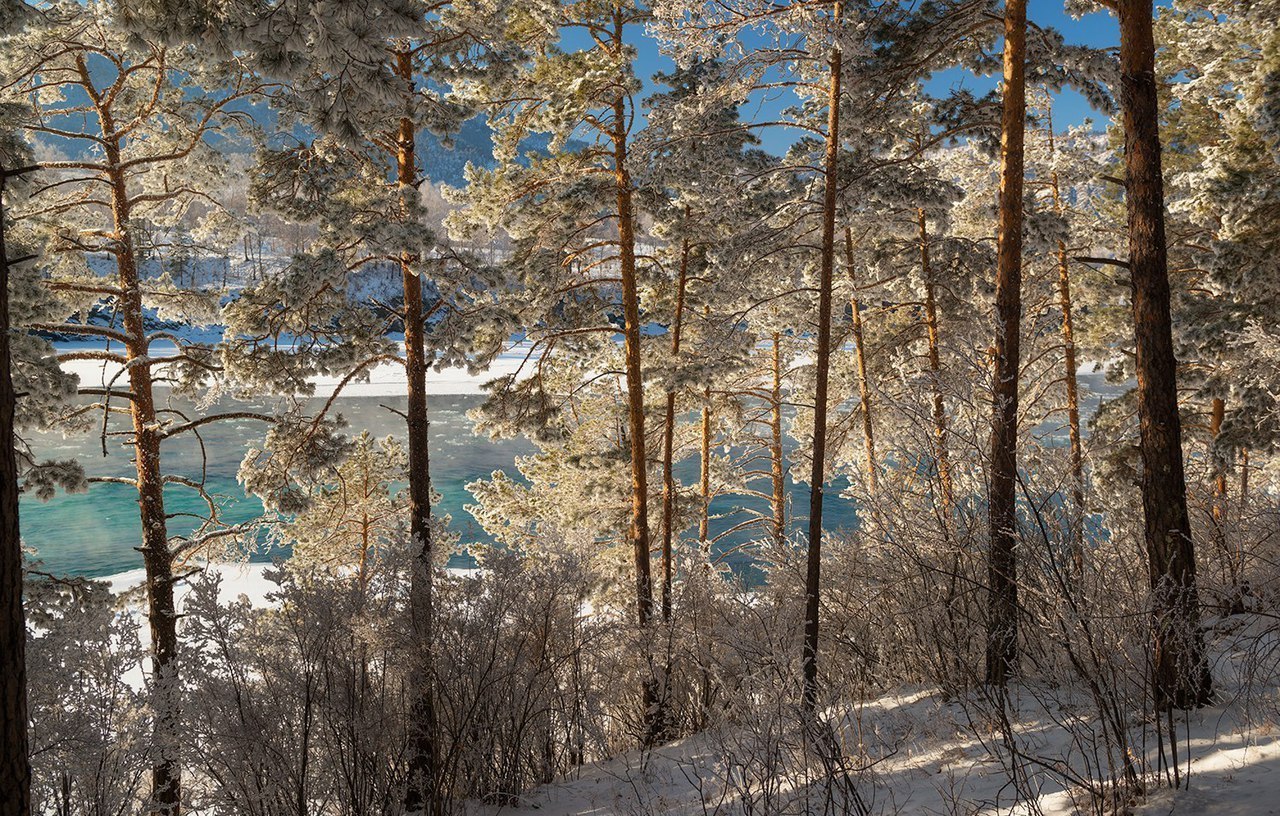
[699,387,711,544]
[985,0,1027,689]
[770,332,786,546]
[844,228,876,492]
[1208,397,1241,612]
[104,125,180,816]
[1046,120,1086,574]
[660,225,691,622]
[802,0,842,716]
[607,8,660,742]
[919,210,952,513]
[396,50,440,816]
[1117,0,1212,709]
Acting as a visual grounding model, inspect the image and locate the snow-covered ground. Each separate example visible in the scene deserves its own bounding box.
[454,613,1280,816]
[460,682,1280,816]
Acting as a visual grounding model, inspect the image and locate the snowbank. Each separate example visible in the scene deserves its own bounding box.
[57,340,538,398]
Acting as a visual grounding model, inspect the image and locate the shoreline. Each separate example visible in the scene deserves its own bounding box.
[55,339,537,398]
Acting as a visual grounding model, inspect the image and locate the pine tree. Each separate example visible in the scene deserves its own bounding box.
[1,7,268,810]
[450,0,685,742]
[0,119,35,816]
[1114,0,1212,709]
[985,0,1028,690]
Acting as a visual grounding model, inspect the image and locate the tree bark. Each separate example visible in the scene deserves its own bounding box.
[919,210,952,513]
[1,166,31,816]
[844,228,876,492]
[1047,120,1086,575]
[802,0,842,716]
[609,10,659,741]
[105,135,180,816]
[985,0,1027,690]
[660,225,691,623]
[1209,397,1227,534]
[1208,397,1240,612]
[699,385,711,545]
[770,333,786,546]
[1117,0,1212,709]
[396,50,440,816]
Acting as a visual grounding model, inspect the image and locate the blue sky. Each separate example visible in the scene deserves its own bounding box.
[612,4,1121,155]
[922,4,1119,133]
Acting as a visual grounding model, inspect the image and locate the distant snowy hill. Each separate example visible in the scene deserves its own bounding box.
[419,116,496,187]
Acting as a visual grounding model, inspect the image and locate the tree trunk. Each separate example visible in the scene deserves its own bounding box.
[660,226,691,622]
[984,0,1027,690]
[609,11,659,739]
[106,141,180,816]
[1047,120,1086,575]
[1,166,31,816]
[844,229,877,492]
[396,50,440,816]
[1118,0,1212,710]
[770,333,786,546]
[699,385,711,545]
[1209,397,1227,531]
[802,0,842,716]
[1208,397,1241,612]
[919,210,952,513]
[1240,447,1249,504]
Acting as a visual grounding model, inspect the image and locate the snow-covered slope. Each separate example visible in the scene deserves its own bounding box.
[463,652,1280,815]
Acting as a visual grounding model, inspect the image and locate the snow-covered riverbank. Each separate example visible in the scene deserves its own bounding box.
[55,338,538,397]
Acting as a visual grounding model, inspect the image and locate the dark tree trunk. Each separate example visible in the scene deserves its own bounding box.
[1,165,31,816]
[1118,0,1212,710]
[396,51,440,816]
[985,0,1027,690]
[802,0,842,716]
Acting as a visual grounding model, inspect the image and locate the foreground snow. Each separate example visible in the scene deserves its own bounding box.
[464,662,1280,815]
[93,564,1280,814]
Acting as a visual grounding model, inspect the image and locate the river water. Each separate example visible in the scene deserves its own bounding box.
[20,392,847,578]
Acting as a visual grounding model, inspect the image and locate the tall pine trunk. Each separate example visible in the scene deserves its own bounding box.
[1117,0,1211,710]
[397,50,440,816]
[609,9,660,739]
[104,136,180,816]
[919,210,952,512]
[985,0,1027,689]
[770,332,786,546]
[844,228,876,492]
[1,165,31,816]
[1208,397,1241,612]
[699,384,711,544]
[802,0,842,716]
[1208,397,1228,550]
[660,226,691,622]
[1047,120,1086,574]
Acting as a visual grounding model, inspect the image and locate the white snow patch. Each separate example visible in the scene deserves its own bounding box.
[57,340,538,398]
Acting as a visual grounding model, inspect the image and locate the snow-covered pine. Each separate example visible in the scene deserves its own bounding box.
[0,5,273,810]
